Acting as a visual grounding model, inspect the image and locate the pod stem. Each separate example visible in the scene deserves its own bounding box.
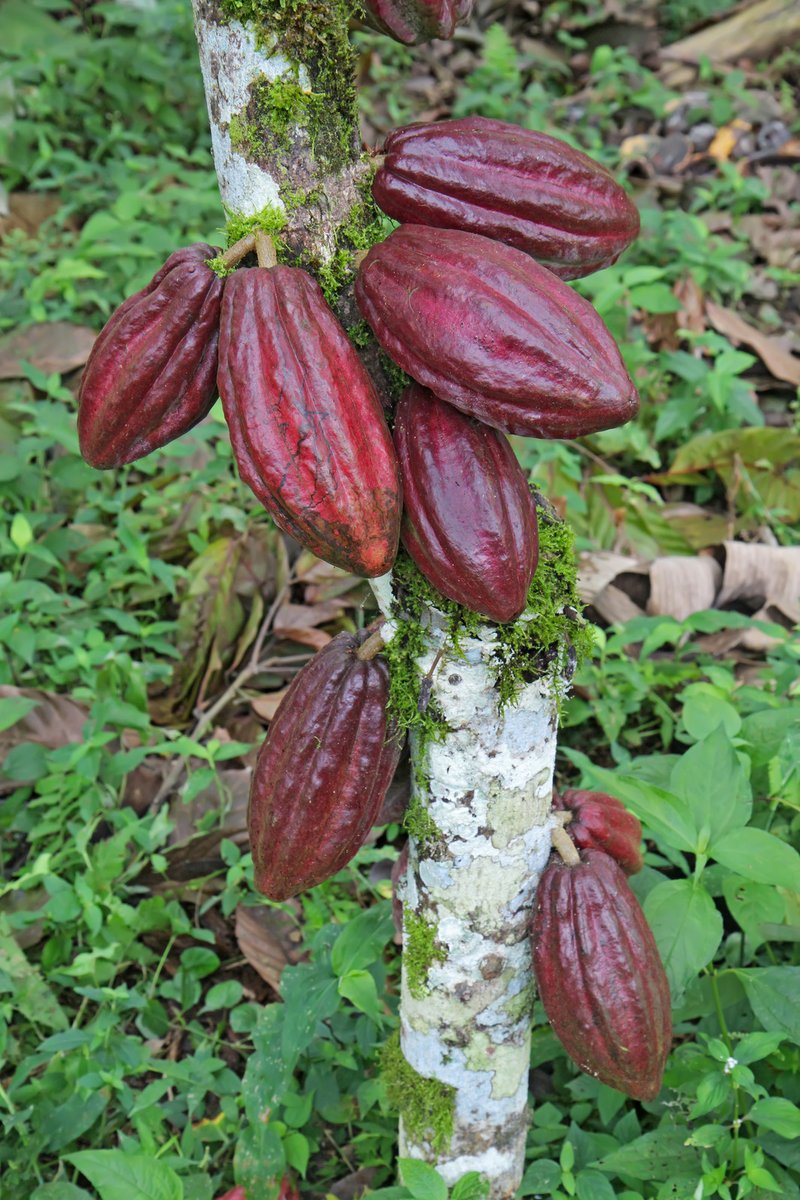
[219,232,256,269]
[553,809,574,828]
[551,825,581,867]
[255,230,278,269]
[356,629,387,662]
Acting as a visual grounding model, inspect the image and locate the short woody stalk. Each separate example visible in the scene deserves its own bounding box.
[191,6,569,1197]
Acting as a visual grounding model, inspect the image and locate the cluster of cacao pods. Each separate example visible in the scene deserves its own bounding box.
[361,0,474,45]
[532,789,672,1100]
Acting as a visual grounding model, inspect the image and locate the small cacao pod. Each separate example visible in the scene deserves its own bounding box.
[249,630,403,900]
[554,788,643,875]
[355,225,639,439]
[78,244,224,468]
[532,848,671,1100]
[373,116,639,280]
[218,265,402,578]
[362,0,473,43]
[394,384,538,621]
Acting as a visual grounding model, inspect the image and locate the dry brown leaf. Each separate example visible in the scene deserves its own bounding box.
[250,689,289,723]
[235,904,296,991]
[647,555,722,622]
[272,600,343,648]
[0,323,97,380]
[705,300,800,385]
[0,193,61,238]
[0,686,88,758]
[674,275,706,335]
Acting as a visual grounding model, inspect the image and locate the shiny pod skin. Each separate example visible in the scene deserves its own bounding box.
[78,243,223,468]
[554,788,644,876]
[532,848,672,1100]
[248,630,403,900]
[355,225,639,440]
[362,0,473,43]
[373,116,640,280]
[218,266,402,578]
[394,384,538,622]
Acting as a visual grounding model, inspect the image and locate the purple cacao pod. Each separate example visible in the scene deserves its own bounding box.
[362,0,473,43]
[218,266,402,578]
[249,630,403,900]
[532,848,672,1100]
[554,788,644,876]
[373,117,640,279]
[77,244,223,468]
[355,225,639,439]
[394,384,538,621]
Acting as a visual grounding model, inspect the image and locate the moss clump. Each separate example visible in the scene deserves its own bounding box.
[224,204,288,246]
[315,181,386,305]
[218,0,359,174]
[404,789,443,850]
[380,1031,455,1155]
[404,906,447,999]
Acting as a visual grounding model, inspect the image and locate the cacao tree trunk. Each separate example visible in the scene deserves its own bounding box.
[191,7,567,1196]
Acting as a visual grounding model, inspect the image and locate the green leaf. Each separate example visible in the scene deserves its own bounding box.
[736,967,800,1043]
[734,1031,785,1064]
[46,1091,109,1151]
[233,1122,284,1198]
[681,687,741,742]
[722,876,785,949]
[710,827,800,891]
[749,1099,800,1139]
[0,917,68,1030]
[65,1152,183,1200]
[279,963,339,1064]
[569,762,697,854]
[576,1169,617,1200]
[331,902,394,976]
[10,512,33,550]
[594,1128,700,1181]
[338,969,382,1021]
[518,1160,561,1197]
[644,879,723,998]
[398,1159,448,1200]
[670,725,751,842]
[31,1187,93,1200]
[449,1172,488,1200]
[0,694,39,732]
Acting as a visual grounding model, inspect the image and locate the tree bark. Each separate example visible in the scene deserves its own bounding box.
[191,8,569,1197]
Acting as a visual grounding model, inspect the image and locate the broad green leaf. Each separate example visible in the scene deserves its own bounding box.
[46,1091,109,1151]
[568,761,697,854]
[741,706,800,768]
[735,1031,786,1064]
[576,1170,617,1200]
[722,876,785,949]
[450,1172,488,1200]
[710,827,800,891]
[338,969,383,1021]
[331,902,394,976]
[671,725,751,842]
[0,917,68,1030]
[736,967,800,1043]
[644,880,723,998]
[398,1159,448,1200]
[681,686,741,741]
[233,1122,284,1200]
[279,962,339,1065]
[32,1187,92,1200]
[749,1098,800,1139]
[0,695,39,732]
[518,1160,560,1197]
[65,1152,182,1200]
[594,1128,699,1181]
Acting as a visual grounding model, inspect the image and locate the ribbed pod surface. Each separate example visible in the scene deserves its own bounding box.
[394,384,538,621]
[554,788,644,876]
[362,0,473,43]
[218,266,402,578]
[249,631,403,901]
[532,849,672,1100]
[373,117,640,279]
[355,225,639,439]
[78,244,223,468]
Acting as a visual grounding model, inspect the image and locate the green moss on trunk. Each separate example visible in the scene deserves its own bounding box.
[381,1031,455,1154]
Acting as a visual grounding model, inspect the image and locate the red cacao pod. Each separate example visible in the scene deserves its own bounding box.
[362,0,473,43]
[218,265,402,577]
[249,630,403,900]
[532,848,671,1100]
[373,117,639,280]
[554,789,643,876]
[355,225,639,439]
[78,244,224,468]
[215,1177,299,1200]
[394,384,538,622]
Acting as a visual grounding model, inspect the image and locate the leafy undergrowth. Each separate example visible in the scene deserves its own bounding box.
[0,2,799,1200]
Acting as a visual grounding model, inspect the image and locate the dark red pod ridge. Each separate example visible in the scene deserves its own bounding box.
[249,630,403,901]
[394,384,538,622]
[77,243,224,468]
[554,788,644,876]
[218,266,402,578]
[373,116,640,280]
[362,0,473,43]
[532,848,672,1100]
[355,225,639,440]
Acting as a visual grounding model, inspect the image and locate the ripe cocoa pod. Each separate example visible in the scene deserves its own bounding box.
[355,225,639,439]
[362,0,473,43]
[532,848,671,1100]
[78,244,224,468]
[394,384,538,621]
[373,117,639,280]
[249,630,403,900]
[218,265,402,577]
[554,788,643,876]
